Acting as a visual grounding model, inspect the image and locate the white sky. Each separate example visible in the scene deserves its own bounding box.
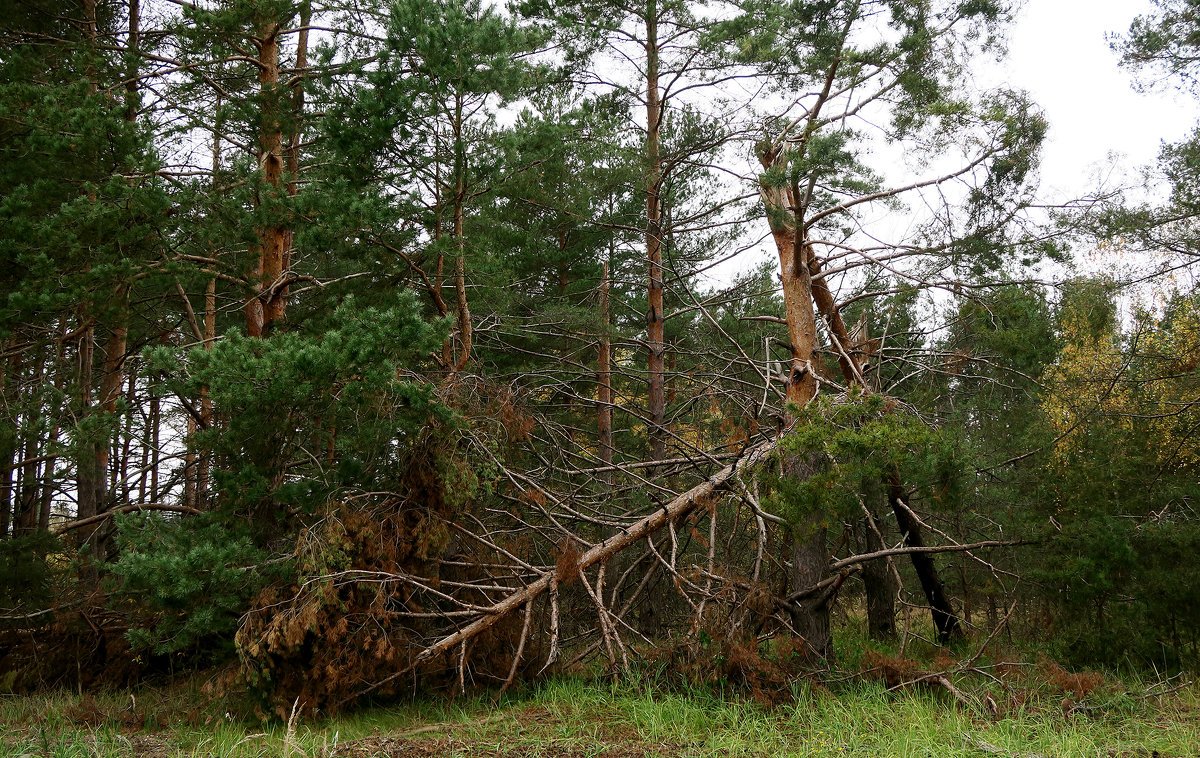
[1002,0,1200,199]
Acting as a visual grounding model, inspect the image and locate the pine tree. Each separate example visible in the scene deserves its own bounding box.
[720,0,1048,653]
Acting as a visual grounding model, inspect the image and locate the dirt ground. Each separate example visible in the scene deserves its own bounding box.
[332,735,689,758]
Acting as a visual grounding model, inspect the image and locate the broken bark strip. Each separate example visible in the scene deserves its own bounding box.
[338,439,778,707]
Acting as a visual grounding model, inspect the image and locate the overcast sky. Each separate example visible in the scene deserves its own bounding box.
[1002,0,1200,198]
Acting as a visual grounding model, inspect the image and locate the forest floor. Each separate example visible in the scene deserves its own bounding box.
[1,674,1198,757]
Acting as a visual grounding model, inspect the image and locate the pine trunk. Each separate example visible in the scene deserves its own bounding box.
[247,14,287,337]
[451,95,472,371]
[645,2,666,461]
[789,524,832,658]
[859,477,897,640]
[76,323,100,523]
[760,158,827,654]
[0,351,13,539]
[597,262,614,487]
[889,472,961,643]
[452,185,471,370]
[198,277,216,507]
[15,352,44,536]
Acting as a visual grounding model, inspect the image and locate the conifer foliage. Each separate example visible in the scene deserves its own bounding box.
[3,0,1200,714]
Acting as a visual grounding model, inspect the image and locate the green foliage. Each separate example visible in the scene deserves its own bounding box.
[1018,281,1200,668]
[762,392,965,528]
[0,532,61,611]
[144,293,447,523]
[1113,4,1200,261]
[110,513,281,658]
[1119,0,1200,92]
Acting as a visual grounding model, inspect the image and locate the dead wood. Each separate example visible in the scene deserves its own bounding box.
[51,503,202,536]
[336,438,778,707]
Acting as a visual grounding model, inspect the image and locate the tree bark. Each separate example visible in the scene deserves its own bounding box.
[0,357,13,540]
[451,95,472,371]
[15,352,45,537]
[760,151,827,655]
[758,151,820,407]
[645,0,666,461]
[246,13,287,337]
[124,0,139,121]
[0,349,14,539]
[15,426,40,537]
[76,321,100,523]
[597,261,614,487]
[809,255,864,385]
[859,477,897,640]
[197,277,216,507]
[789,513,832,657]
[38,339,70,535]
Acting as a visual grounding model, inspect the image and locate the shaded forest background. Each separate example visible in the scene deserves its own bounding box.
[3,0,1200,719]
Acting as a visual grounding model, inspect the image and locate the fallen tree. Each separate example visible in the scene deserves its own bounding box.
[337,438,779,706]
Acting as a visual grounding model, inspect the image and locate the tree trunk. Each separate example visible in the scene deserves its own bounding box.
[198,100,221,507]
[15,351,45,536]
[75,295,129,552]
[645,1,666,461]
[757,151,820,407]
[789,513,832,657]
[451,95,472,371]
[246,14,287,337]
[265,0,308,336]
[198,277,216,507]
[597,262,614,487]
[119,370,135,503]
[124,0,139,121]
[759,153,826,655]
[809,255,864,385]
[76,322,100,523]
[183,416,197,510]
[0,442,12,539]
[15,423,40,537]
[889,472,961,644]
[149,385,160,502]
[0,352,13,539]
[859,477,897,640]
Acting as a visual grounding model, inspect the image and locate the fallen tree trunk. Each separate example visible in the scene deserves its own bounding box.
[339,438,778,706]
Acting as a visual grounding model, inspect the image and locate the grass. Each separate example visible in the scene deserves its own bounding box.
[1,672,1198,757]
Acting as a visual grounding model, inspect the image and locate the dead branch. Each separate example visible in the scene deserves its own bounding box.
[52,503,203,536]
[498,600,533,697]
[336,438,778,707]
[827,540,1026,573]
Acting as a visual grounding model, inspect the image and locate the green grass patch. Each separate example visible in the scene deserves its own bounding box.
[1,674,1196,757]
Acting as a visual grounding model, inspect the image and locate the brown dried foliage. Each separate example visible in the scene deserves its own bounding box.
[0,600,148,693]
[649,629,811,705]
[555,539,582,586]
[231,438,542,718]
[1037,656,1107,698]
[860,650,920,688]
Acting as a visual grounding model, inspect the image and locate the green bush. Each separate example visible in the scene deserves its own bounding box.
[110,513,284,659]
